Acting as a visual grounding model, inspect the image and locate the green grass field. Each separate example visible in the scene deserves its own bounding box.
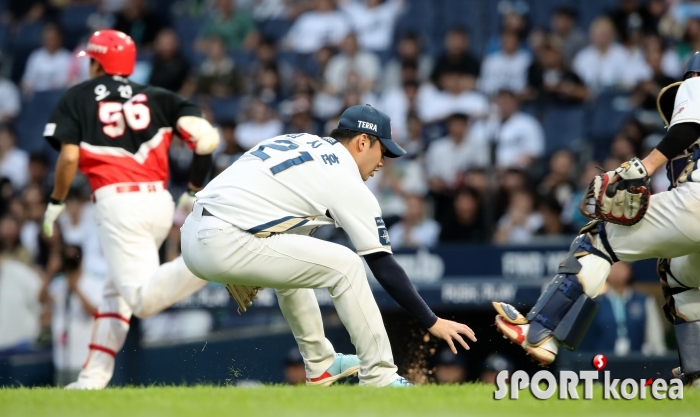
[1,385,699,417]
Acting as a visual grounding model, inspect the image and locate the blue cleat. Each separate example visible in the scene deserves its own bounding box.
[387,377,413,387]
[306,353,360,386]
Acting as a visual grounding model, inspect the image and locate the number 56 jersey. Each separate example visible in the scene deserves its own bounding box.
[44,75,201,192]
[196,133,393,256]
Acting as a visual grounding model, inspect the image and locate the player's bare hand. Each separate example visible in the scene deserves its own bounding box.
[428,318,477,354]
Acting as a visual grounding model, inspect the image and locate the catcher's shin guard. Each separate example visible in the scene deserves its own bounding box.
[525,230,610,350]
[673,319,700,384]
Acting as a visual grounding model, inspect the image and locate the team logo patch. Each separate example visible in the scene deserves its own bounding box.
[43,123,56,136]
[321,136,337,145]
[375,217,390,245]
[358,120,378,132]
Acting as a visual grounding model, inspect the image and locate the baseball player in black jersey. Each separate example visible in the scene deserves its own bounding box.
[42,30,220,389]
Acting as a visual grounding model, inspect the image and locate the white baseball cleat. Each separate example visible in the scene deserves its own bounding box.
[493,302,558,366]
[64,380,108,390]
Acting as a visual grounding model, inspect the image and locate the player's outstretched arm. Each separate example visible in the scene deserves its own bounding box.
[363,252,477,353]
[175,116,220,212]
[43,143,79,237]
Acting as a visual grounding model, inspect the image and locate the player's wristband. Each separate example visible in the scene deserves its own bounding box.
[49,197,64,205]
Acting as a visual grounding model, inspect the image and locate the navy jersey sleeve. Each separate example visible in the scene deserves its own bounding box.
[44,90,81,150]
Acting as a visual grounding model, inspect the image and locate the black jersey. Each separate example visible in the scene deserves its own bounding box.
[44,75,201,191]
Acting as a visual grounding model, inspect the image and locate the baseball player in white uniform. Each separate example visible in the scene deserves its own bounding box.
[41,30,219,389]
[492,53,700,386]
[181,105,477,387]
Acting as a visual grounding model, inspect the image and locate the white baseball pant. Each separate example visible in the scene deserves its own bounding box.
[181,202,400,387]
[74,182,207,389]
[577,182,700,320]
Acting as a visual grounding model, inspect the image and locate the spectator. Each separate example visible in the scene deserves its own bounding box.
[148,29,190,93]
[112,0,167,48]
[417,71,489,123]
[473,89,544,169]
[431,27,480,89]
[550,7,587,68]
[5,0,48,24]
[57,189,107,278]
[21,23,71,94]
[493,189,543,244]
[536,196,576,237]
[249,39,294,91]
[580,262,667,356]
[484,9,530,55]
[537,149,576,208]
[438,187,488,243]
[400,112,426,158]
[282,97,319,136]
[480,30,532,96]
[0,256,43,353]
[380,79,419,141]
[213,121,243,177]
[253,65,283,108]
[562,160,602,230]
[630,43,677,114]
[195,36,245,98]
[324,33,381,94]
[28,153,51,195]
[0,125,29,190]
[49,245,105,386]
[479,354,514,384]
[0,55,21,123]
[339,0,405,52]
[525,38,589,106]
[572,17,637,93]
[608,0,655,43]
[235,100,283,149]
[382,32,433,91]
[0,214,33,265]
[425,113,488,193]
[677,17,700,64]
[387,194,440,249]
[283,348,306,385]
[285,0,351,54]
[432,348,467,384]
[21,184,62,277]
[198,0,258,51]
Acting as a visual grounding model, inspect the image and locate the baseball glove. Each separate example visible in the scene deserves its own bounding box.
[225,284,264,314]
[579,157,651,226]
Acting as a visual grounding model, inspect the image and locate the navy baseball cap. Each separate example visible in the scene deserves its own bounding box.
[338,104,406,158]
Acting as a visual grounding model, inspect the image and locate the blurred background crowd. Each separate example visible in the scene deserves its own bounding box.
[0,0,687,385]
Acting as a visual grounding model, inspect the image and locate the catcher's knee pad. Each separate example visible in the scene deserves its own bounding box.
[525,232,607,350]
[658,258,694,324]
[674,320,700,380]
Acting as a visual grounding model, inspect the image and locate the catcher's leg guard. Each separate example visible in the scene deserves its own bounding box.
[525,222,613,350]
[673,319,700,386]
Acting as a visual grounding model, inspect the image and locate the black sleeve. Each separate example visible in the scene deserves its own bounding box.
[189,154,212,189]
[160,88,201,127]
[656,122,700,160]
[364,252,438,328]
[44,92,81,150]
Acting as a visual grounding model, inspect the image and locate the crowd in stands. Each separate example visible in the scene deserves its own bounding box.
[0,0,686,374]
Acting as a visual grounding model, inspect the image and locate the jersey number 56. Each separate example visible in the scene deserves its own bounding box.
[98,94,151,138]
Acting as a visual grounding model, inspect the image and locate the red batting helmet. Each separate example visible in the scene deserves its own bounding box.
[78,30,136,76]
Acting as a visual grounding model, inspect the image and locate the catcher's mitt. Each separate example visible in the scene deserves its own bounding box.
[225,284,264,314]
[579,157,651,226]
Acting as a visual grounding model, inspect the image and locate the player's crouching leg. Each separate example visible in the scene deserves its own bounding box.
[493,220,615,365]
[659,258,700,387]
